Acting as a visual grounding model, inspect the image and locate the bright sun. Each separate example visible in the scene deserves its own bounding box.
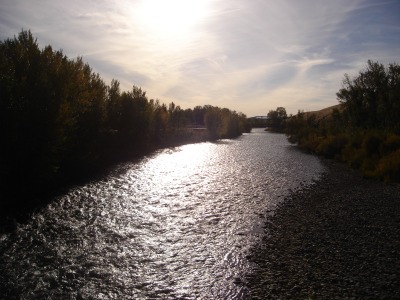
[133,0,210,38]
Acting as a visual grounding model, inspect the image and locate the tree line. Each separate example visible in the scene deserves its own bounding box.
[0,30,250,214]
[285,60,400,181]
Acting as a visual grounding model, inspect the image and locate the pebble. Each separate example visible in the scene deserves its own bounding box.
[246,159,400,299]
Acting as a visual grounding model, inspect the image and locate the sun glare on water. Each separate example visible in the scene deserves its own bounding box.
[133,0,211,38]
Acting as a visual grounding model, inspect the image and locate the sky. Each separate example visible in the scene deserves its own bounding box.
[0,0,399,116]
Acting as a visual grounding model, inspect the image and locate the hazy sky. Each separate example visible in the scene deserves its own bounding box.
[0,0,399,116]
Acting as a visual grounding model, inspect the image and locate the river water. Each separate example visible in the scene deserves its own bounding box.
[0,129,323,299]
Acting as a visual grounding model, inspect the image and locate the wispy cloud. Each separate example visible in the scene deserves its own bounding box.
[0,0,399,115]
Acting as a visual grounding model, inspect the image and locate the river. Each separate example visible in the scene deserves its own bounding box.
[0,129,324,299]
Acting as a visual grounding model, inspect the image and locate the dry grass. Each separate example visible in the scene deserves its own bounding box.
[303,104,343,122]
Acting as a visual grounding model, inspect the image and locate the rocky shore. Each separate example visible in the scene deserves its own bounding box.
[246,159,400,299]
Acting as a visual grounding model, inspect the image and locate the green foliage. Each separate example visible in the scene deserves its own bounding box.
[204,106,249,139]
[316,135,349,159]
[337,60,400,132]
[266,107,287,132]
[374,150,400,182]
[285,111,318,147]
[286,60,400,182]
[0,30,250,213]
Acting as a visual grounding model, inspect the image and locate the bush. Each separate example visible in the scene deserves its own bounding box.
[362,149,400,181]
[341,142,365,169]
[375,150,400,182]
[297,134,320,153]
[363,133,383,156]
[380,134,400,155]
[316,134,348,159]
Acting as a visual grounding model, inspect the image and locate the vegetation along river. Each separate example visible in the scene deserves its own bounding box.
[0,129,324,299]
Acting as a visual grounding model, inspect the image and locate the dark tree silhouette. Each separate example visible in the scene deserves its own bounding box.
[266,107,287,132]
[0,30,251,215]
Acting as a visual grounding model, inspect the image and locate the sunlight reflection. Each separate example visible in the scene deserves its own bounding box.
[132,0,211,38]
[133,142,215,192]
[152,143,211,170]
[1,131,324,299]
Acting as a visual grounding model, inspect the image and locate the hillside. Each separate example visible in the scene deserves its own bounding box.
[302,104,343,122]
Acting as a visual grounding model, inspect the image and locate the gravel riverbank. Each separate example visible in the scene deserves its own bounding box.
[246,159,400,299]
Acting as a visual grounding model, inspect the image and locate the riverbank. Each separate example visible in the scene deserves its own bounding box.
[246,158,400,299]
[0,129,212,234]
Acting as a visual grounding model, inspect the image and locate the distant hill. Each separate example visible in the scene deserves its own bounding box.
[302,104,343,122]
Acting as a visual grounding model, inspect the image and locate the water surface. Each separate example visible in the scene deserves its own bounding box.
[0,129,323,299]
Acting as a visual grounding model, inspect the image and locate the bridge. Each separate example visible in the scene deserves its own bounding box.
[248,116,269,128]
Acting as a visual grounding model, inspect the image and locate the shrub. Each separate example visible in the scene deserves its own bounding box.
[363,133,383,156]
[316,134,348,159]
[361,157,380,179]
[380,134,400,155]
[341,142,365,169]
[372,150,400,182]
[297,134,320,153]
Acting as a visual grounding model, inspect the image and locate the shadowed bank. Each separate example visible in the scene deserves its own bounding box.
[0,30,251,223]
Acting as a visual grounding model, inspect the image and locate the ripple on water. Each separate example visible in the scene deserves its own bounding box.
[0,129,323,299]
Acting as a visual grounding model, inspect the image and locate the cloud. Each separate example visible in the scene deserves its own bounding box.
[0,0,399,116]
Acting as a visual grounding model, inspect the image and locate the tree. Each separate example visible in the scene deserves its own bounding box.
[204,106,221,139]
[337,60,400,132]
[285,61,400,181]
[0,30,62,188]
[266,107,287,132]
[0,30,253,214]
[149,99,168,143]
